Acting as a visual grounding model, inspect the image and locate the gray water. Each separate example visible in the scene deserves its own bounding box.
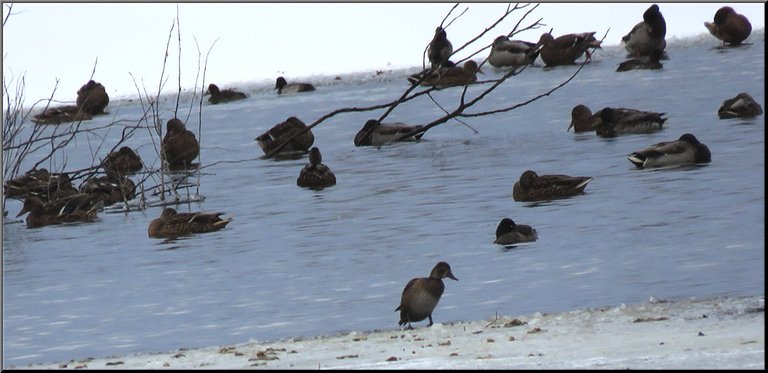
[2,32,765,367]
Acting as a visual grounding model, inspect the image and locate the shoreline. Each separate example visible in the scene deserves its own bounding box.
[15,294,764,370]
[23,28,766,112]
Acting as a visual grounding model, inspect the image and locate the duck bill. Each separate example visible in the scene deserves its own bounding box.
[447,273,459,281]
[567,122,574,132]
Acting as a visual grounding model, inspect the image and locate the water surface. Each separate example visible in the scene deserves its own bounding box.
[2,32,764,366]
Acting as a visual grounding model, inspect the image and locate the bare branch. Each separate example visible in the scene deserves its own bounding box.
[442,5,468,30]
[88,57,98,81]
[174,5,182,116]
[438,3,460,28]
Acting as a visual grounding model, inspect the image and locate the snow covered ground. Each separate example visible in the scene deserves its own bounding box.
[19,294,764,370]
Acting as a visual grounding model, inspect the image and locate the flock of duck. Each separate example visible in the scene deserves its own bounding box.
[6,4,764,329]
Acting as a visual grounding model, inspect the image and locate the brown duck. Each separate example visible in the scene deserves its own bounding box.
[4,168,78,200]
[32,105,92,125]
[616,49,664,72]
[513,170,593,202]
[255,116,315,157]
[705,6,752,46]
[76,80,110,115]
[717,92,763,119]
[79,175,136,206]
[16,194,101,228]
[101,146,143,178]
[537,32,602,67]
[396,261,458,329]
[408,60,482,88]
[162,118,200,169]
[206,83,247,104]
[296,147,336,190]
[147,207,232,238]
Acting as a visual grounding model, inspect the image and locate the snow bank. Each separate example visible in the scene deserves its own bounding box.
[18,294,764,370]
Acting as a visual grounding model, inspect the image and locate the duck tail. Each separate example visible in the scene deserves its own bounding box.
[627,154,646,168]
[576,177,593,191]
[215,218,232,229]
[407,74,422,85]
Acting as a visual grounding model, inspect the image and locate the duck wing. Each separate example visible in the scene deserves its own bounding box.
[496,40,536,53]
[535,174,592,188]
[622,21,647,42]
[378,124,423,137]
[613,109,666,125]
[627,139,690,168]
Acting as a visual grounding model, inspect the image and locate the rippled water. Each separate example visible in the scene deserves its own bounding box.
[2,32,765,367]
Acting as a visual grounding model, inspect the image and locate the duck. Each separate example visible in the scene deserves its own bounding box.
[568,104,601,133]
[595,106,666,138]
[3,168,78,200]
[275,77,315,95]
[353,119,425,147]
[487,35,539,68]
[255,116,315,157]
[79,175,136,206]
[537,32,602,67]
[161,118,200,170]
[4,168,52,198]
[428,26,454,69]
[76,80,109,115]
[147,207,232,238]
[32,105,92,125]
[296,147,336,190]
[408,60,482,88]
[616,48,664,72]
[717,92,763,119]
[627,133,712,169]
[101,146,143,178]
[15,194,101,228]
[206,83,247,104]
[494,217,538,245]
[512,170,593,202]
[395,261,458,329]
[705,6,752,46]
[622,4,667,57]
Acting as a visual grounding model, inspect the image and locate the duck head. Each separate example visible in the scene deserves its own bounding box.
[430,261,458,281]
[354,119,379,146]
[496,218,517,238]
[643,4,666,38]
[493,35,510,48]
[433,27,448,42]
[275,77,288,90]
[16,196,44,218]
[166,118,186,133]
[463,60,483,75]
[519,170,538,190]
[713,6,734,26]
[206,83,220,96]
[160,207,178,219]
[569,104,593,132]
[309,147,322,166]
